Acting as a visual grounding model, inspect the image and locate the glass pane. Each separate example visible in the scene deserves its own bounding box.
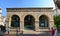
[11,15,20,27]
[39,15,49,28]
[24,15,35,30]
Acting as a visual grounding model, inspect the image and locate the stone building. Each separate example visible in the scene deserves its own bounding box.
[0,8,2,17]
[54,0,60,9]
[53,0,60,15]
[6,7,54,34]
[0,8,6,33]
[0,8,4,26]
[0,17,4,26]
[53,0,60,33]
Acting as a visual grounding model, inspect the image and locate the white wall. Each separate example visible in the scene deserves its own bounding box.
[53,9,60,16]
[0,9,2,17]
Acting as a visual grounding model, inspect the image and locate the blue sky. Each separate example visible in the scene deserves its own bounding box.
[0,0,55,16]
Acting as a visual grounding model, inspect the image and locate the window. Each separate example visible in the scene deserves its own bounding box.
[11,15,20,27]
[39,15,49,28]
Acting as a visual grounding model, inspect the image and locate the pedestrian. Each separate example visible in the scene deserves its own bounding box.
[7,27,10,34]
[50,27,55,36]
[0,28,4,36]
[54,29,57,36]
[0,28,1,32]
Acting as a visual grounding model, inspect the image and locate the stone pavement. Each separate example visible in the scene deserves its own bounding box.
[0,33,59,36]
[4,34,60,36]
[0,31,60,36]
[4,34,50,36]
[4,33,60,36]
[4,32,50,36]
[57,33,60,36]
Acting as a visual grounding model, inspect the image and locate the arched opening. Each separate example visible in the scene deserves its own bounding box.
[39,15,49,28]
[24,15,35,30]
[11,15,20,27]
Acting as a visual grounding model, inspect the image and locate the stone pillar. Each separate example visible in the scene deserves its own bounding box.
[6,18,8,31]
[49,20,54,28]
[6,16,11,31]
[35,21,39,31]
[9,16,11,27]
[20,20,24,32]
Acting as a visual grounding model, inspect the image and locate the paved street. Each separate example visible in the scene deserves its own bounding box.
[0,31,60,36]
[3,34,50,36]
[57,33,60,36]
[4,33,60,36]
[3,32,60,36]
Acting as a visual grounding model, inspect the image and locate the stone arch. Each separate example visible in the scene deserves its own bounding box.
[11,14,20,27]
[23,14,36,20]
[39,15,49,28]
[39,14,50,20]
[24,15,35,30]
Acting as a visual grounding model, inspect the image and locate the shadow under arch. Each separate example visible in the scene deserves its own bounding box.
[24,15,35,30]
[39,15,49,28]
[11,15,20,27]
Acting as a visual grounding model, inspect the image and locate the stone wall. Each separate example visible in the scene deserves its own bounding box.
[6,7,54,34]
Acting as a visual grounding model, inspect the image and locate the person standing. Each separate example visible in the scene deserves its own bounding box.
[7,27,10,34]
[0,28,1,31]
[54,29,57,36]
[50,27,55,36]
[0,28,4,36]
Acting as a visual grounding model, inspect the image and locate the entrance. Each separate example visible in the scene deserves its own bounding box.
[11,15,20,27]
[39,15,49,28]
[24,15,35,30]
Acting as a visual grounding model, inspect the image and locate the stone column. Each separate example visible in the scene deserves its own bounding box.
[35,21,39,31]
[6,16,11,31]
[49,13,54,28]
[20,20,24,32]
[49,20,54,28]
[9,16,11,27]
[6,20,9,30]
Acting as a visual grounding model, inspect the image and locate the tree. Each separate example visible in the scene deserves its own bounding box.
[54,15,60,28]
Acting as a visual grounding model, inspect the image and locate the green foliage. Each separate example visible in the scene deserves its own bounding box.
[54,15,60,28]
[53,24,57,29]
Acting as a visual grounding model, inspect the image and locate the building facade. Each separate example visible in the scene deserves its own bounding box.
[53,0,60,15]
[6,7,54,34]
[53,0,60,33]
[0,8,2,17]
[0,8,4,26]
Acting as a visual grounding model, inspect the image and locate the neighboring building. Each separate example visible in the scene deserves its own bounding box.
[54,0,60,33]
[0,17,4,26]
[55,0,60,9]
[6,7,54,34]
[0,8,4,26]
[53,0,60,15]
[2,16,6,26]
[0,8,2,17]
[0,8,6,32]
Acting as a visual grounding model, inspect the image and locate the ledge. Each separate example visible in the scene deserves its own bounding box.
[6,7,53,12]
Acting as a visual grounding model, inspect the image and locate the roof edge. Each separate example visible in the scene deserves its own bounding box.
[6,7,53,9]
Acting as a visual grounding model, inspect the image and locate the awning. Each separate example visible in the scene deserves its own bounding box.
[0,22,4,26]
